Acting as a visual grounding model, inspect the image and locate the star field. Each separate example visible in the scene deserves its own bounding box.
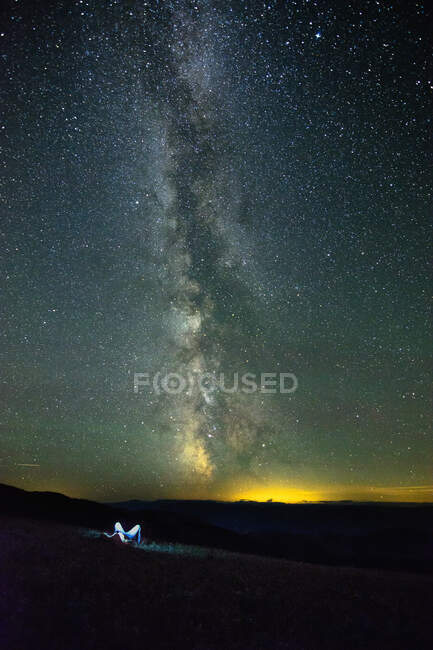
[0,0,431,502]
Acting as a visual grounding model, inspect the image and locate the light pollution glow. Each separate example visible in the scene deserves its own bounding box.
[10,476,433,504]
[220,482,433,504]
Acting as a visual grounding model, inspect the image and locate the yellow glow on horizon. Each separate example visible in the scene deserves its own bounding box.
[227,485,325,503]
[8,478,433,504]
[223,482,433,504]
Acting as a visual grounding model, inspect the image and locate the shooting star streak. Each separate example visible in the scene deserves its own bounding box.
[16,463,40,468]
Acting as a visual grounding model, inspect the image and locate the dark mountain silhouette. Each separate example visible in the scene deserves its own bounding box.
[0,483,121,528]
[1,483,433,573]
[0,483,253,554]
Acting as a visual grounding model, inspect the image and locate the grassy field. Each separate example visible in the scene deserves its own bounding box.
[1,516,432,650]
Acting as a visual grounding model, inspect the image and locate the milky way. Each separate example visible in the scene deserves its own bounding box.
[1,0,431,502]
[135,4,279,486]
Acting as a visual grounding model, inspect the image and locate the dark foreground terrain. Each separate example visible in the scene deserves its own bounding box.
[2,483,432,573]
[1,515,432,650]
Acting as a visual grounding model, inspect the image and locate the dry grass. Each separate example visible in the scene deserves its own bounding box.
[1,516,432,650]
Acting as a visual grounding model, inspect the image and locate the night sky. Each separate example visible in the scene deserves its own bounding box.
[1,0,432,502]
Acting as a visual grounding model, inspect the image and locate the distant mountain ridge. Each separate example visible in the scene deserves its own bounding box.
[108,496,433,535]
[0,482,120,528]
[0,483,251,555]
[2,483,433,573]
